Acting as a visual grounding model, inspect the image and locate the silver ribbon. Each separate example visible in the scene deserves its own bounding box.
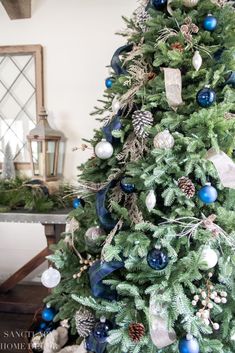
[149,294,176,349]
[206,148,235,189]
[163,68,183,111]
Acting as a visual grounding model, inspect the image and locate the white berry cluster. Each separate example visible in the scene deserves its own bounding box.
[192,274,228,330]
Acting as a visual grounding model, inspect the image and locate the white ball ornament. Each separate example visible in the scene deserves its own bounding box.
[41,267,61,289]
[199,246,218,270]
[95,139,113,160]
[145,190,157,212]
[153,130,175,150]
[192,51,202,71]
[112,95,121,114]
[183,0,199,7]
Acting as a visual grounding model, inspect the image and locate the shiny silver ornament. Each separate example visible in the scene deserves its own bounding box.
[183,0,199,7]
[112,95,121,114]
[153,130,175,149]
[192,51,202,71]
[199,246,218,270]
[145,190,156,212]
[85,226,106,248]
[95,139,113,159]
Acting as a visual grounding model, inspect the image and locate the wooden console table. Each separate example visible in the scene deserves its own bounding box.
[0,210,69,313]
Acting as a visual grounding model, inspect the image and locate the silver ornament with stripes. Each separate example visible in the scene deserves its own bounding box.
[132,110,153,139]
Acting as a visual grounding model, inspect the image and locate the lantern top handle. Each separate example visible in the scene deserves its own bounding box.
[28,107,64,140]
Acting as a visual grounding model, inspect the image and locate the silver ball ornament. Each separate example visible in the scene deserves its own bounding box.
[153,130,175,149]
[199,247,218,270]
[95,139,113,159]
[183,0,199,7]
[41,267,61,288]
[85,226,106,248]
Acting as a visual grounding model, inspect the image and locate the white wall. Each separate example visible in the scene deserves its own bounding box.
[0,0,137,282]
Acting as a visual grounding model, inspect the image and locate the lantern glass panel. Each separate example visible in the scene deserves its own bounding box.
[31,140,43,176]
[46,141,56,177]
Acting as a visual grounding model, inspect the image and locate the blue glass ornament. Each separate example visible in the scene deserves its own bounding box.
[93,318,113,344]
[198,184,218,204]
[120,177,135,194]
[73,198,85,209]
[203,15,217,31]
[38,322,47,331]
[226,71,235,88]
[41,307,56,322]
[147,248,169,270]
[152,0,167,10]
[179,336,200,353]
[105,77,113,89]
[196,87,216,108]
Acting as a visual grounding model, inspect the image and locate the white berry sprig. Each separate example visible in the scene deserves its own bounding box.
[192,273,228,330]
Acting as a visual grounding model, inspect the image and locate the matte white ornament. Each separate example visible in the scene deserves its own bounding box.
[112,95,121,114]
[153,130,175,149]
[146,190,156,212]
[41,267,61,288]
[95,139,113,160]
[199,247,218,270]
[183,0,199,7]
[192,51,202,71]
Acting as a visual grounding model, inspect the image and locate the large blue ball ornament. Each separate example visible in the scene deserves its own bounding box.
[198,183,218,204]
[196,87,216,108]
[120,177,135,194]
[152,0,168,10]
[147,248,169,270]
[179,336,200,353]
[203,15,217,31]
[41,307,56,322]
[105,77,113,89]
[93,318,113,343]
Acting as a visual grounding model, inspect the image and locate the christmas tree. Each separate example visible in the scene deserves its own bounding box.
[42,1,235,352]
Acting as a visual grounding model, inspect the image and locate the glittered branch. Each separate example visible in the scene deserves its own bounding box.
[117,133,148,163]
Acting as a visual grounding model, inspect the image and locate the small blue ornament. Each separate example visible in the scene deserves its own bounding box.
[179,336,200,353]
[41,307,56,322]
[73,198,84,209]
[203,14,217,31]
[147,248,169,270]
[120,177,135,194]
[38,322,47,331]
[105,77,113,89]
[196,87,216,108]
[152,0,167,10]
[93,318,113,343]
[198,183,218,204]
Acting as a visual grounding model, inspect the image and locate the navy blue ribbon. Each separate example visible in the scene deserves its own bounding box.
[103,115,122,144]
[89,260,124,301]
[111,44,133,76]
[96,181,118,232]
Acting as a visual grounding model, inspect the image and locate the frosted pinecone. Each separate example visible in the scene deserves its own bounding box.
[75,308,95,338]
[134,6,150,32]
[178,177,195,198]
[132,110,153,139]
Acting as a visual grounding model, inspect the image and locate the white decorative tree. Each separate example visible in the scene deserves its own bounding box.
[2,142,16,179]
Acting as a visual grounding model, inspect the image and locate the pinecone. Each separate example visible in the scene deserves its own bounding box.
[128,322,145,342]
[75,308,95,338]
[132,110,153,139]
[134,6,150,32]
[178,177,195,198]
